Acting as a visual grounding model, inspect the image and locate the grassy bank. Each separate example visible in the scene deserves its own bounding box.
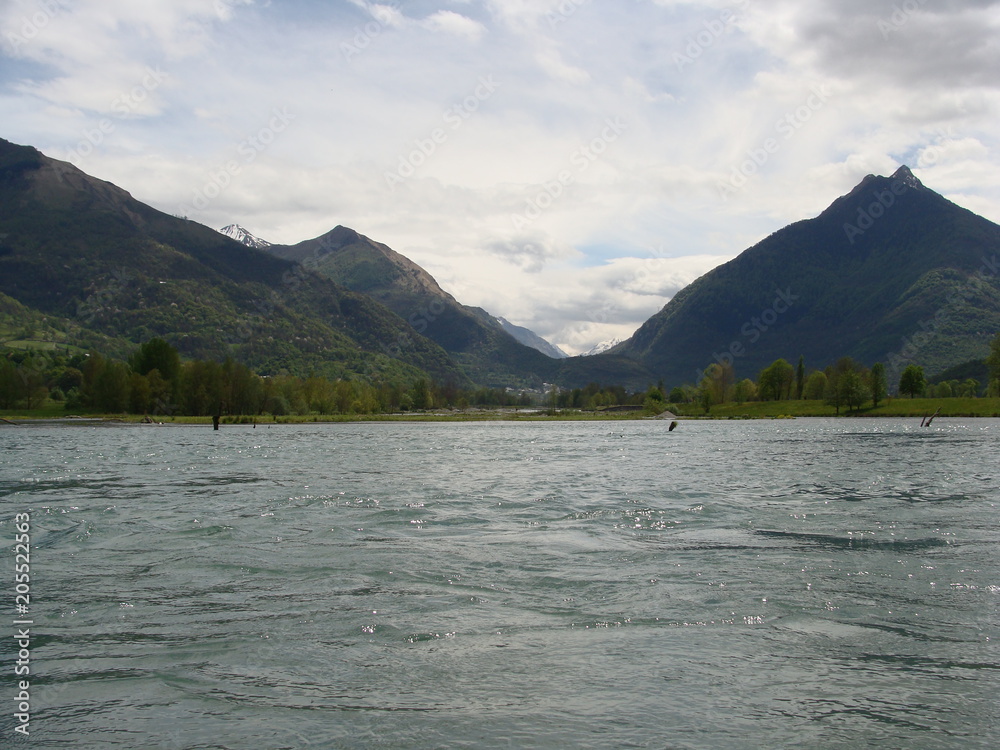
[4,399,999,424]
[0,408,656,424]
[683,397,1000,419]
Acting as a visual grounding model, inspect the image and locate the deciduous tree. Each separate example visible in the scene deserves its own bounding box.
[869,362,887,408]
[899,364,926,399]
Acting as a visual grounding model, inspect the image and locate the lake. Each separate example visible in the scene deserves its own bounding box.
[1,418,997,748]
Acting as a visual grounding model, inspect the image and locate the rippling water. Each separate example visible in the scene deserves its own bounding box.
[1,418,998,749]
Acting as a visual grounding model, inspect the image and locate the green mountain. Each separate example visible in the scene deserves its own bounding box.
[266,226,565,387]
[609,167,1000,387]
[0,138,466,384]
[9,137,988,397]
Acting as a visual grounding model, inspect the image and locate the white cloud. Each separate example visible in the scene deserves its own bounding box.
[422,10,486,40]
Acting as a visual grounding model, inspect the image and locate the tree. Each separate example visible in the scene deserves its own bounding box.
[824,371,843,415]
[146,369,175,415]
[795,355,805,399]
[0,358,18,409]
[987,333,1000,396]
[412,378,433,410]
[131,338,180,383]
[824,357,867,415]
[838,370,870,413]
[869,362,887,408]
[93,360,131,412]
[129,372,151,413]
[759,358,794,401]
[180,360,223,415]
[959,378,980,398]
[733,378,757,405]
[700,362,733,405]
[699,386,712,414]
[803,370,827,400]
[899,364,926,399]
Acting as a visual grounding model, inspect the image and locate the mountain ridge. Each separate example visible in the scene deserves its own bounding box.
[265,226,566,387]
[608,165,1000,385]
[0,138,467,385]
[3,136,997,394]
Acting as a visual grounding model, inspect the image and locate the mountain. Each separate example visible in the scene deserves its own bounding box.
[265,226,563,387]
[582,338,622,357]
[0,138,466,384]
[11,137,987,397]
[608,166,1000,386]
[219,224,271,250]
[494,317,568,359]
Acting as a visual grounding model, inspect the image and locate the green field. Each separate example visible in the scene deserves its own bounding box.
[5,398,1000,424]
[686,398,1000,419]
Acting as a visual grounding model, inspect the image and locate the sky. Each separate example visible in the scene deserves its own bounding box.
[2,0,999,354]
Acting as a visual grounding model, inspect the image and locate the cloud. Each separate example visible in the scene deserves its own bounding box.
[422,10,486,40]
[534,46,590,84]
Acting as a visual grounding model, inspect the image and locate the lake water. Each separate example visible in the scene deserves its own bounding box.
[1,418,998,749]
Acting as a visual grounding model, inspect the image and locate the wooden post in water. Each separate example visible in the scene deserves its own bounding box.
[213,414,220,431]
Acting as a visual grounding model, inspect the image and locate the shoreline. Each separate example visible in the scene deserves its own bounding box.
[3,406,1000,426]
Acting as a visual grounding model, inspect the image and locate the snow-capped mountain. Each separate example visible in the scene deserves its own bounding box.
[581,338,622,357]
[219,224,271,250]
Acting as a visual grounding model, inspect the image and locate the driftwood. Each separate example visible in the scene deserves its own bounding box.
[921,407,941,427]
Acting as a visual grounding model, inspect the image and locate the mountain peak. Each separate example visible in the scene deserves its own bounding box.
[890,164,922,189]
[219,224,271,250]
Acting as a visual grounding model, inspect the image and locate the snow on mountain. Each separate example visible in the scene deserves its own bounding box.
[219,224,271,250]
[581,338,622,357]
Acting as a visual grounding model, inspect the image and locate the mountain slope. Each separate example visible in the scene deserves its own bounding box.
[266,226,564,387]
[495,316,568,359]
[610,166,1000,385]
[0,138,466,384]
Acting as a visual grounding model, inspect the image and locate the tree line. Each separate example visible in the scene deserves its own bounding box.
[4,334,999,417]
[0,338,642,416]
[682,332,1000,413]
